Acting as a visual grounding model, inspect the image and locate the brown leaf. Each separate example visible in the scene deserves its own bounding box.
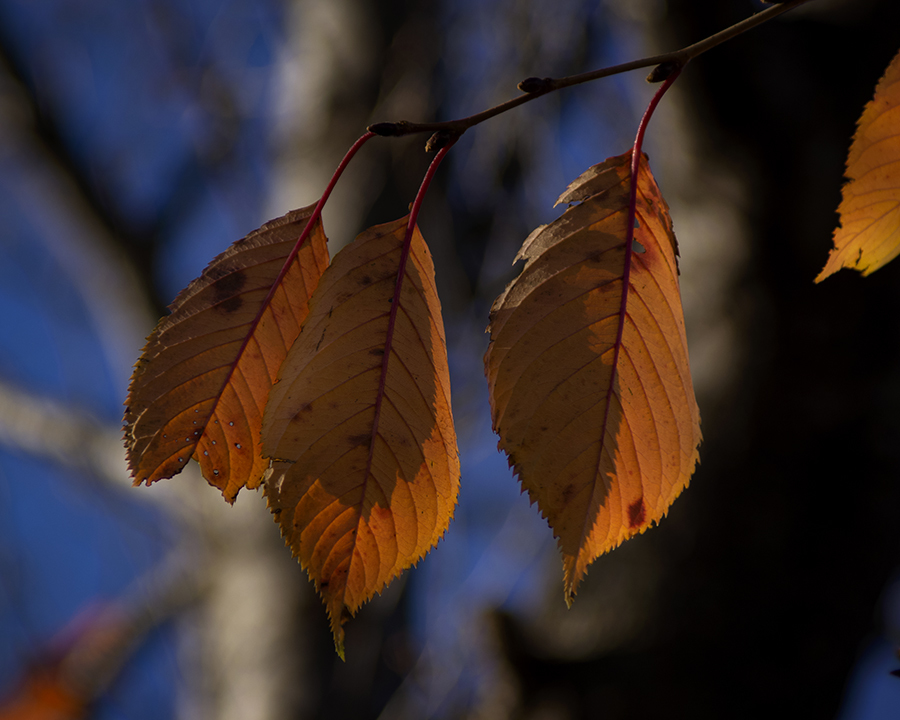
[262,216,459,656]
[485,151,701,600]
[124,206,329,501]
[817,47,900,280]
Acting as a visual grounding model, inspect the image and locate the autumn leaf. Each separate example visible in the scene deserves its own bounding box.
[261,216,459,656]
[0,604,128,720]
[485,150,701,600]
[817,48,900,281]
[124,206,329,501]
[0,669,85,720]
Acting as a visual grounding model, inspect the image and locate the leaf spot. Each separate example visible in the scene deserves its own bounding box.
[627,498,646,528]
[212,271,247,309]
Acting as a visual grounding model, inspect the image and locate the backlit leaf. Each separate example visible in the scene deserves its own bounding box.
[261,216,459,656]
[124,206,329,501]
[817,48,900,281]
[485,150,701,600]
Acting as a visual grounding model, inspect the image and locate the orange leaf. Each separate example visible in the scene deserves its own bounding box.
[485,151,701,600]
[261,216,459,656]
[124,206,329,501]
[817,48,900,281]
[0,670,85,720]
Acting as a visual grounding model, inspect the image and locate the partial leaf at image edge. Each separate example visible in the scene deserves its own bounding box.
[261,216,460,657]
[485,150,701,600]
[817,47,900,281]
[124,206,329,501]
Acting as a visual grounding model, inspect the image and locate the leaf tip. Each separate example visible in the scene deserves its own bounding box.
[329,605,350,660]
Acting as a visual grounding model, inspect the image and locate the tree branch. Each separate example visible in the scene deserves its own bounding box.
[368,0,814,141]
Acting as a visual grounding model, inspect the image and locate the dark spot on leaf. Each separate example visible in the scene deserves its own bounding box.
[370,347,385,356]
[218,295,243,313]
[348,434,371,447]
[212,271,247,310]
[627,498,646,528]
[320,580,329,589]
[206,264,233,281]
[561,483,576,503]
[360,275,372,285]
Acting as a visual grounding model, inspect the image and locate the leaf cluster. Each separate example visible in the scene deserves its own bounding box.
[123,6,900,655]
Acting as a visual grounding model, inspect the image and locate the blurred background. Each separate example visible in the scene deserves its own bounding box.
[1,0,899,718]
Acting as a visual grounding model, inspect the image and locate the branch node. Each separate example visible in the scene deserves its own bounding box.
[368,121,411,137]
[518,77,554,94]
[425,130,458,153]
[646,61,683,84]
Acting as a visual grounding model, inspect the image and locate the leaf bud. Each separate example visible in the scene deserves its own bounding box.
[368,121,406,136]
[646,61,681,83]
[518,77,553,93]
[425,130,455,153]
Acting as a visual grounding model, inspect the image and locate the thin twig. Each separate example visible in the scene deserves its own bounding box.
[368,0,813,140]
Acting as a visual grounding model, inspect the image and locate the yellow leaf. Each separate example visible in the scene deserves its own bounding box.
[485,151,701,600]
[262,216,459,656]
[124,206,329,501]
[817,48,900,281]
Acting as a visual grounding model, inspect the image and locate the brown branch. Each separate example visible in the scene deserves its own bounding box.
[368,0,814,141]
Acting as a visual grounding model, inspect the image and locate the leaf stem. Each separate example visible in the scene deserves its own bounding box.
[205,131,374,497]
[617,68,683,363]
[590,69,682,571]
[366,141,458,476]
[367,0,812,140]
[256,132,375,319]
